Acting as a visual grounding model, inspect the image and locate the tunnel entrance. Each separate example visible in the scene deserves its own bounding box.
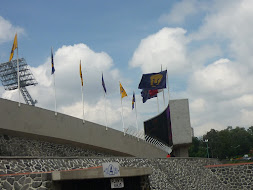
[56,176,142,190]
[52,165,151,190]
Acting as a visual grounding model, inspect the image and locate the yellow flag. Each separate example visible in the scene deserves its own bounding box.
[9,33,18,61]
[119,82,127,98]
[79,61,83,86]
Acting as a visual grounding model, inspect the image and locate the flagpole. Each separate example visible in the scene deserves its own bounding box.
[80,60,85,123]
[121,97,125,135]
[102,73,108,130]
[17,39,20,107]
[53,72,57,115]
[161,65,165,108]
[163,90,165,108]
[81,83,85,123]
[157,95,159,113]
[166,67,170,105]
[104,90,108,130]
[119,82,125,136]
[52,47,57,115]
[134,92,139,141]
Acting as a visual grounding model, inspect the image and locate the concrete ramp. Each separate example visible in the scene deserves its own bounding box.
[0,98,167,158]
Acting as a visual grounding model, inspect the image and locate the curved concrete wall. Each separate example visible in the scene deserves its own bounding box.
[0,98,167,158]
[143,99,192,157]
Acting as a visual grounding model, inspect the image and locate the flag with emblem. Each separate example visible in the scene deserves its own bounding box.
[138,70,167,90]
[119,82,127,98]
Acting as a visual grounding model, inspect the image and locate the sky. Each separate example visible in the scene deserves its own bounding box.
[0,0,253,137]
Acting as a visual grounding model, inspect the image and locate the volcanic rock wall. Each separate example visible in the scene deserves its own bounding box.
[0,134,113,157]
[0,157,234,190]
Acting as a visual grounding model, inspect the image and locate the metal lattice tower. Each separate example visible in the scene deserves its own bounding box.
[0,58,38,106]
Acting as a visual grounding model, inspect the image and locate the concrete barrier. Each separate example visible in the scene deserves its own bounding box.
[0,98,167,158]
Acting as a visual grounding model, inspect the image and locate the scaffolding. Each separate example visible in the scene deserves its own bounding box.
[0,58,38,106]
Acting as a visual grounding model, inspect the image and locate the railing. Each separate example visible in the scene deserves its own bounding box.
[124,127,172,154]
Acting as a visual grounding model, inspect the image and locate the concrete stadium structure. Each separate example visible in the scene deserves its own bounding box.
[144,99,192,157]
[0,98,192,158]
[1,98,253,189]
[0,98,194,189]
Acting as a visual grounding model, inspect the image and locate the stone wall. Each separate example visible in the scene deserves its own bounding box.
[0,157,228,190]
[0,134,113,157]
[1,157,253,189]
[206,163,253,190]
[0,134,252,189]
[0,135,253,190]
[0,173,51,190]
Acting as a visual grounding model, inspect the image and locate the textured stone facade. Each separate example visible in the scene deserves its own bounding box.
[207,163,253,190]
[0,173,52,190]
[0,157,228,190]
[0,134,113,157]
[0,135,252,189]
[1,157,253,189]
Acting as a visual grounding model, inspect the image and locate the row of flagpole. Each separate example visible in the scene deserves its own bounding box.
[9,33,20,107]
[52,57,170,138]
[50,46,135,134]
[9,33,169,135]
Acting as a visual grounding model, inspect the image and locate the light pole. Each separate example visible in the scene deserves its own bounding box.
[231,145,240,157]
[204,139,209,158]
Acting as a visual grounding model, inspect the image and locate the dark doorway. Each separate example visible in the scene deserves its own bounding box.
[59,176,141,190]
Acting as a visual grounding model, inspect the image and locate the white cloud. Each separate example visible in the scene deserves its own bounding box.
[187,59,253,136]
[131,0,253,137]
[188,44,222,69]
[183,0,253,136]
[191,0,253,68]
[235,95,253,108]
[159,0,212,26]
[159,0,198,24]
[190,98,207,113]
[0,16,24,43]
[193,122,225,137]
[59,98,121,126]
[1,43,143,132]
[189,59,244,98]
[240,109,253,125]
[129,27,189,75]
[2,0,253,139]
[192,0,253,40]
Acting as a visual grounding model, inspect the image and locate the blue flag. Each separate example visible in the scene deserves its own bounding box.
[141,89,157,103]
[132,92,135,109]
[51,48,55,74]
[102,73,106,93]
[138,70,167,90]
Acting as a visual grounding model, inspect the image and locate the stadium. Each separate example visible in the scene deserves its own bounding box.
[0,59,252,189]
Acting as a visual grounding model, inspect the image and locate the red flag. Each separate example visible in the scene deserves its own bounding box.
[149,89,158,97]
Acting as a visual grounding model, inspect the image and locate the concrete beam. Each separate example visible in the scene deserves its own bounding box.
[52,167,152,181]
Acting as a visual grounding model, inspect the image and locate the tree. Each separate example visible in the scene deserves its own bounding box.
[189,137,206,157]
[203,129,219,158]
[189,126,253,159]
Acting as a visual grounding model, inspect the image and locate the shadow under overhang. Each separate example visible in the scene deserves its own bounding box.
[52,166,152,181]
